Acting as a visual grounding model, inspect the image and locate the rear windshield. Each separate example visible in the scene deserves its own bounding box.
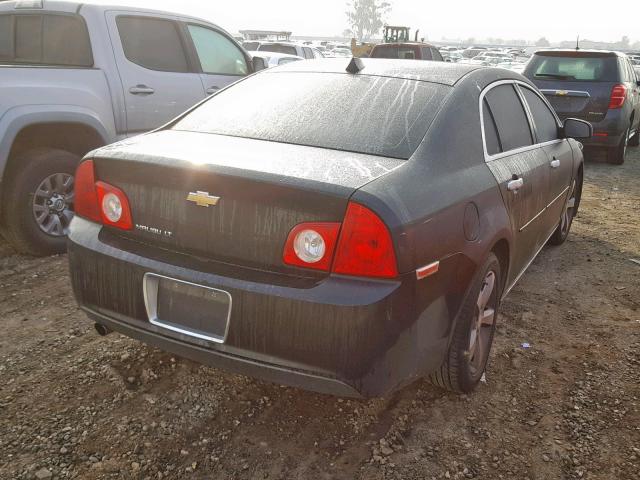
[259,44,297,56]
[371,46,419,59]
[526,53,618,81]
[172,72,449,159]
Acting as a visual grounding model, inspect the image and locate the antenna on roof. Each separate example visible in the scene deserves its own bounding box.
[346,57,365,74]
[576,35,580,51]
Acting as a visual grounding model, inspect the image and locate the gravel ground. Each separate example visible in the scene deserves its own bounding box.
[0,149,638,480]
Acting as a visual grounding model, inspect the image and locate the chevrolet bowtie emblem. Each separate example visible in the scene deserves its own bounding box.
[186,191,220,207]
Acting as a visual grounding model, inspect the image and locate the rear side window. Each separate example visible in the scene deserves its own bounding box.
[117,16,189,72]
[173,71,450,159]
[482,99,501,155]
[187,25,248,76]
[526,53,617,82]
[420,47,432,60]
[520,87,559,143]
[0,13,92,66]
[483,84,533,153]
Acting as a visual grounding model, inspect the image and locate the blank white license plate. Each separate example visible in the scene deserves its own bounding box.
[143,273,231,343]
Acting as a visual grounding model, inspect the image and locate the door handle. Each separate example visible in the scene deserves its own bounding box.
[206,86,220,95]
[129,85,155,95]
[507,177,524,191]
[550,158,561,168]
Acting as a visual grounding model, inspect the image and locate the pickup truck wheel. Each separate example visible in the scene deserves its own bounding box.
[0,149,79,256]
[608,128,628,165]
[548,171,582,246]
[429,252,502,393]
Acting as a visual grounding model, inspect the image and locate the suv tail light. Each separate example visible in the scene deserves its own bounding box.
[609,84,627,109]
[74,160,133,230]
[283,202,398,279]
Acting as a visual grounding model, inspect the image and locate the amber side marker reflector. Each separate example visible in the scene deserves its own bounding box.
[416,261,440,280]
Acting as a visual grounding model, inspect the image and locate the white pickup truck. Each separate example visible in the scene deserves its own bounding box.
[0,0,265,255]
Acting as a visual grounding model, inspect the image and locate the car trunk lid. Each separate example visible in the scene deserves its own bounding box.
[91,130,403,274]
[535,80,613,122]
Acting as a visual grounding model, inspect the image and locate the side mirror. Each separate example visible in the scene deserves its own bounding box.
[252,56,267,73]
[563,118,592,139]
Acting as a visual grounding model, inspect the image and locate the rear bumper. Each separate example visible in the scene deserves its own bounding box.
[572,110,628,148]
[68,217,453,397]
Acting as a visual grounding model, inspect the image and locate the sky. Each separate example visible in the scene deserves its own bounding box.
[82,0,638,44]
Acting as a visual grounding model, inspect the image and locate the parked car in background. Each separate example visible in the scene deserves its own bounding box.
[369,42,444,61]
[248,51,303,68]
[257,42,323,60]
[69,59,590,398]
[524,50,640,164]
[0,0,264,255]
[443,51,464,63]
[462,47,487,59]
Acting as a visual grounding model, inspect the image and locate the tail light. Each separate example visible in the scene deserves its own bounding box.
[283,202,398,279]
[283,223,340,271]
[74,160,133,230]
[333,202,398,278]
[609,84,627,109]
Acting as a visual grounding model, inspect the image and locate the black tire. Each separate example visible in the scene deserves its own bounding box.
[629,127,640,147]
[0,149,79,256]
[429,252,502,393]
[608,128,629,165]
[548,170,583,246]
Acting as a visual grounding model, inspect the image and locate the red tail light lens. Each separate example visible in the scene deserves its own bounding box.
[333,202,398,279]
[283,222,340,271]
[609,84,626,109]
[74,160,133,230]
[74,160,101,223]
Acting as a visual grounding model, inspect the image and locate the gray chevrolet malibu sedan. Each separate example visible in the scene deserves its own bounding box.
[68,59,592,397]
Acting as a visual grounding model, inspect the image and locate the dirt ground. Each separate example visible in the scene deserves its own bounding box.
[1,148,638,480]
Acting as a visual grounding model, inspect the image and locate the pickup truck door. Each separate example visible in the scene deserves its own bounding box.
[181,22,251,96]
[105,11,206,134]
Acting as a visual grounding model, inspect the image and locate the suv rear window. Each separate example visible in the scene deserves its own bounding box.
[371,45,419,59]
[0,13,92,66]
[259,44,297,56]
[173,72,450,159]
[526,52,618,82]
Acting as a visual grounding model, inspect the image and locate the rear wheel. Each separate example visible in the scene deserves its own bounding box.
[548,170,582,246]
[429,252,502,393]
[0,149,78,256]
[608,128,629,165]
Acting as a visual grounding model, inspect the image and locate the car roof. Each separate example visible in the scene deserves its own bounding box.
[533,49,627,57]
[269,58,483,86]
[372,42,437,48]
[0,0,214,22]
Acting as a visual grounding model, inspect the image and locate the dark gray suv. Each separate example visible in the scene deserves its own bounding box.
[524,50,640,164]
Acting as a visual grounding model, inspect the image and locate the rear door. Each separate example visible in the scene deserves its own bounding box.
[106,12,206,134]
[482,82,550,281]
[524,51,619,123]
[182,22,250,96]
[518,84,574,236]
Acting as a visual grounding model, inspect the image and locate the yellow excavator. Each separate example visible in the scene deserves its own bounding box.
[351,25,420,57]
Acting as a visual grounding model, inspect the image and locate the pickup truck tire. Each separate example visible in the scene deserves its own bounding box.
[0,149,79,256]
[429,252,502,393]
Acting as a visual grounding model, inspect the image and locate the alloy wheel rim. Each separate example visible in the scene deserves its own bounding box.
[468,270,496,375]
[32,173,75,237]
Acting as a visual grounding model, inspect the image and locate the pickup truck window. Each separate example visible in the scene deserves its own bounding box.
[187,25,248,76]
[117,16,189,73]
[0,13,92,67]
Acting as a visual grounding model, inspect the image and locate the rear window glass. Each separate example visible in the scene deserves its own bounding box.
[173,72,449,159]
[0,14,92,66]
[259,44,297,56]
[526,53,618,81]
[371,46,418,59]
